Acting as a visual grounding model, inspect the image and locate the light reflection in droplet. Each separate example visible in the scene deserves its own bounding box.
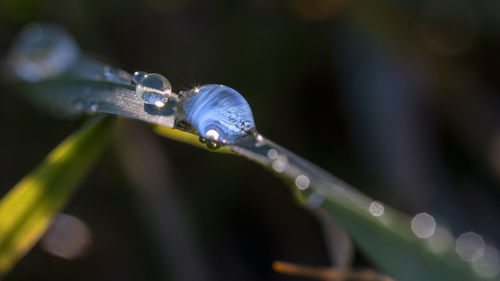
[267,149,278,160]
[411,213,436,238]
[272,155,288,173]
[205,129,220,141]
[472,246,500,279]
[425,226,454,254]
[41,214,91,259]
[295,175,310,190]
[456,232,485,262]
[368,201,384,217]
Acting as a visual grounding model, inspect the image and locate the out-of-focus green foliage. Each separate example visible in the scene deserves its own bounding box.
[0,115,113,275]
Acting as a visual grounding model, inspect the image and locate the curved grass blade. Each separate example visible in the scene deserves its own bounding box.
[0,115,113,275]
[228,137,484,281]
[13,69,488,281]
[6,23,489,280]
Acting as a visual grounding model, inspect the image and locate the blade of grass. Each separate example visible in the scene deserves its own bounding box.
[0,115,113,275]
[10,58,488,280]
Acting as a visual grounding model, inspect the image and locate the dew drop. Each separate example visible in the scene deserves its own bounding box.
[7,23,80,82]
[175,84,256,145]
[206,141,221,150]
[135,73,172,107]
[131,71,148,85]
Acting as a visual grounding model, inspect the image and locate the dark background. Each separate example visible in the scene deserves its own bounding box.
[0,0,500,280]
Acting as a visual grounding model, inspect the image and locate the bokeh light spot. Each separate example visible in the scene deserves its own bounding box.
[411,213,436,238]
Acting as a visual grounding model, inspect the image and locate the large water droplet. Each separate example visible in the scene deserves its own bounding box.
[175,84,256,145]
[7,23,80,82]
[135,73,172,107]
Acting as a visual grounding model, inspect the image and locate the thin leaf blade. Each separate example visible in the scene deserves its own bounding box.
[0,115,113,274]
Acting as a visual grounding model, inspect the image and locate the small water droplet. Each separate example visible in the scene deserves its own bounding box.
[368,201,384,217]
[131,71,147,85]
[199,137,207,144]
[272,155,288,173]
[135,73,172,107]
[7,23,80,82]
[295,175,310,190]
[206,141,221,150]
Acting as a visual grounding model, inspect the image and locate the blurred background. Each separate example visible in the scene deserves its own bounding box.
[0,0,500,280]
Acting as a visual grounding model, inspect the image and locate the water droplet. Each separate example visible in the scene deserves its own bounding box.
[411,213,436,238]
[175,84,256,145]
[135,73,172,107]
[199,137,207,144]
[368,201,384,217]
[295,175,310,190]
[7,23,80,82]
[131,71,147,85]
[456,232,485,262]
[272,155,288,173]
[41,214,91,259]
[206,141,221,150]
[267,149,278,160]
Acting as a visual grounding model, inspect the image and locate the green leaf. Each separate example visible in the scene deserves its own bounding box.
[231,140,483,281]
[12,59,486,280]
[0,115,113,275]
